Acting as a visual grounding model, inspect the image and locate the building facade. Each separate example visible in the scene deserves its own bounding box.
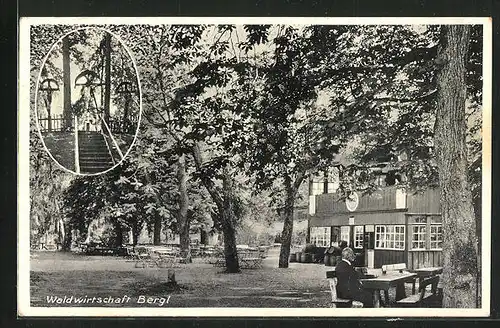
[307,171,443,270]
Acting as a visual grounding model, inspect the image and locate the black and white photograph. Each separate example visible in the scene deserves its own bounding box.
[34,27,141,175]
[18,17,491,317]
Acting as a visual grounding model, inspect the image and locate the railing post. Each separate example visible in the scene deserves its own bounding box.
[74,115,80,174]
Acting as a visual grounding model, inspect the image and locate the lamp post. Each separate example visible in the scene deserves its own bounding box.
[116,81,135,133]
[39,78,60,132]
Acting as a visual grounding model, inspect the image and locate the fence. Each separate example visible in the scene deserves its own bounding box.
[107,115,138,134]
[38,114,68,132]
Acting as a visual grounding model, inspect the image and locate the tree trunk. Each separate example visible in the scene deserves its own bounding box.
[103,32,111,125]
[153,214,162,245]
[201,229,208,245]
[221,169,240,273]
[113,220,123,247]
[62,36,72,130]
[132,221,140,246]
[278,171,306,268]
[278,177,296,268]
[123,94,131,127]
[167,269,176,284]
[190,143,240,273]
[434,25,479,308]
[177,154,192,262]
[61,221,72,251]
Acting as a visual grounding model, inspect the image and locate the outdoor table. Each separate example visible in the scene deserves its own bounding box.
[240,257,263,269]
[360,272,417,308]
[154,249,179,264]
[413,267,443,284]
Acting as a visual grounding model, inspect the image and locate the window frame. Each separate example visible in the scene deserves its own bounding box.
[375,224,406,250]
[429,224,443,250]
[309,226,331,247]
[411,224,427,250]
[340,226,350,246]
[353,225,364,249]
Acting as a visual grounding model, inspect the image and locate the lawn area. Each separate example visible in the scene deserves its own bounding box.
[41,132,75,170]
[30,248,417,308]
[30,248,333,308]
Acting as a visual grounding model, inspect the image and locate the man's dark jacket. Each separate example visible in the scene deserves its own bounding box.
[335,259,363,299]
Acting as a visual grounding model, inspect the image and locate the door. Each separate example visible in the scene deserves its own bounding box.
[330,226,341,246]
[364,225,375,268]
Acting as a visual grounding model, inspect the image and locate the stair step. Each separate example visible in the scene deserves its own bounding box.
[79,151,110,155]
[80,169,111,174]
[80,164,113,168]
[80,163,112,167]
[80,165,112,170]
[79,156,113,160]
[79,142,108,145]
[79,147,108,150]
[80,157,113,164]
[77,132,114,173]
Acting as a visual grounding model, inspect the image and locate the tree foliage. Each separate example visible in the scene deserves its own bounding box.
[29,23,484,298]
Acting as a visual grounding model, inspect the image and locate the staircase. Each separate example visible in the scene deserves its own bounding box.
[78,131,114,174]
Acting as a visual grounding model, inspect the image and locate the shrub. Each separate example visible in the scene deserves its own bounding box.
[303,243,316,253]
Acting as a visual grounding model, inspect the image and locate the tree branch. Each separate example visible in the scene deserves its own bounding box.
[190,142,224,209]
[373,90,437,103]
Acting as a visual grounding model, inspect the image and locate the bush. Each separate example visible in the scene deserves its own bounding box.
[302,243,316,253]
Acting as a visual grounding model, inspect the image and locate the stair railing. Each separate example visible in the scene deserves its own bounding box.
[100,115,124,162]
[74,115,80,174]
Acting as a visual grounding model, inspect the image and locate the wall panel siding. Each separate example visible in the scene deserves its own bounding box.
[373,250,405,268]
[407,251,443,270]
[309,212,406,227]
[315,187,403,214]
[406,188,441,214]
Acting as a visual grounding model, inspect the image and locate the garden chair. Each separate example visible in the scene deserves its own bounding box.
[132,246,151,268]
[395,275,441,307]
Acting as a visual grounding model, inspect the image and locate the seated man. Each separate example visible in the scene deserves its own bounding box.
[335,247,374,307]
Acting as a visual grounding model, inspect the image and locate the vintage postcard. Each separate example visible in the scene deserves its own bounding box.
[18,17,492,317]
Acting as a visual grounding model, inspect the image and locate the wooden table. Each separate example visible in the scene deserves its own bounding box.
[360,272,417,308]
[154,249,180,267]
[240,257,263,269]
[413,267,443,284]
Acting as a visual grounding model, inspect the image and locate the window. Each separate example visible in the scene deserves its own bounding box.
[354,226,364,249]
[375,174,385,187]
[375,225,405,250]
[411,225,426,250]
[310,227,331,247]
[340,226,350,245]
[311,182,324,196]
[430,225,443,249]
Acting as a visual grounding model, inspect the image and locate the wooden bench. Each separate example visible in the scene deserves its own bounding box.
[210,258,226,267]
[326,270,363,308]
[395,275,441,307]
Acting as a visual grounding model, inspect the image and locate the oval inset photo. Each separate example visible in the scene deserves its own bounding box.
[35,27,142,175]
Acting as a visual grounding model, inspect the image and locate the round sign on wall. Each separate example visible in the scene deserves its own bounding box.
[346,192,359,212]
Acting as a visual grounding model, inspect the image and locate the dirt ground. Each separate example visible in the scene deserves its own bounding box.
[29,247,409,308]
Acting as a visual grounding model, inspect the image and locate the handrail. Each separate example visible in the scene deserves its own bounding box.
[100,115,124,160]
[74,116,80,174]
[101,127,117,166]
